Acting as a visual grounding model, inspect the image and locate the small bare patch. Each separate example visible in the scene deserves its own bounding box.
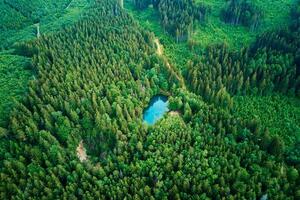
[169,111,180,116]
[154,38,163,56]
[141,85,145,92]
[77,140,87,162]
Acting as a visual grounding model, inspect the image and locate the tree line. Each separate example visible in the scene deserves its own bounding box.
[133,0,210,41]
[186,6,300,109]
[221,0,263,30]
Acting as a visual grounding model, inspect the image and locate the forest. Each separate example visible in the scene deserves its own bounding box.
[0,0,299,199]
[133,0,209,41]
[221,0,263,30]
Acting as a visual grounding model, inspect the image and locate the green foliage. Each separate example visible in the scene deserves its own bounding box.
[287,167,299,182]
[0,0,88,124]
[291,0,300,30]
[186,9,300,109]
[192,0,294,48]
[0,0,89,49]
[0,0,299,199]
[234,94,300,146]
[125,2,193,70]
[186,42,298,109]
[169,96,183,110]
[3,0,70,22]
[0,54,32,126]
[133,0,209,41]
[268,135,285,156]
[128,0,295,49]
[0,1,31,31]
[221,0,263,30]
[158,0,209,41]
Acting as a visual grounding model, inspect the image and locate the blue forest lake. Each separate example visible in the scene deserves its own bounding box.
[143,95,169,125]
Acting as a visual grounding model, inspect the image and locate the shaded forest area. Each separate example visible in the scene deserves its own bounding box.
[133,0,209,41]
[221,0,263,30]
[0,0,299,199]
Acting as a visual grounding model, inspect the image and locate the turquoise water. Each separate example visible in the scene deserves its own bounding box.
[143,95,169,125]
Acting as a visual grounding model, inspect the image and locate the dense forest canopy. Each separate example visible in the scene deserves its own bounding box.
[0,0,88,50]
[0,55,32,127]
[0,0,300,199]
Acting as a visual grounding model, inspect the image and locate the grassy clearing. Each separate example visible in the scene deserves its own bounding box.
[234,94,300,145]
[192,17,256,49]
[125,1,194,71]
[126,0,295,50]
[193,0,295,49]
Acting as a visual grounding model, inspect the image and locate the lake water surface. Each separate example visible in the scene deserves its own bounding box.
[143,95,169,125]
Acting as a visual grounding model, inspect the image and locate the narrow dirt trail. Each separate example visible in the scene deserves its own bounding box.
[154,38,186,89]
[154,38,163,56]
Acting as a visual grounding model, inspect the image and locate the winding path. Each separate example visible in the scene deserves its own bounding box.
[154,38,186,89]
